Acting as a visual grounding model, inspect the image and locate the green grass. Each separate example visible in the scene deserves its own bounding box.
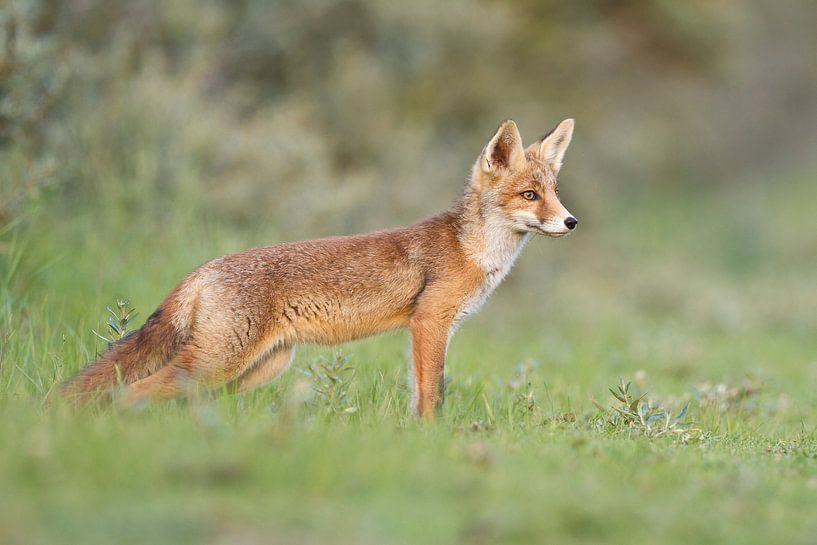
[2,173,817,545]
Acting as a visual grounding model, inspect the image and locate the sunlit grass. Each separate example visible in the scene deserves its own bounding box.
[2,173,817,545]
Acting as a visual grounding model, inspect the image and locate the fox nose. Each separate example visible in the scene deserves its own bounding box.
[564,216,578,230]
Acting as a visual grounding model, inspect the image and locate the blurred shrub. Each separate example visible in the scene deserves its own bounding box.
[0,7,63,222]
[1,0,816,232]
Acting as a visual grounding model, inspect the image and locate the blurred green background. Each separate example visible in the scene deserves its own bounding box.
[3,0,816,372]
[2,2,817,545]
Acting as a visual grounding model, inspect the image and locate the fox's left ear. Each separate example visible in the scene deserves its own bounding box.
[528,118,574,175]
[480,119,526,174]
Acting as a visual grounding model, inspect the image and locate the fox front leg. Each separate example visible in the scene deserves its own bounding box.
[409,313,453,417]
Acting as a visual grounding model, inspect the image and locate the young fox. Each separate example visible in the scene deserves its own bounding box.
[61,119,578,415]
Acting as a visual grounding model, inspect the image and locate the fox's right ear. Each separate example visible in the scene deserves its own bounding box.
[480,119,526,174]
[528,118,574,174]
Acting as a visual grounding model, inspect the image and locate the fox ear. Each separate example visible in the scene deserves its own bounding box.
[529,118,574,174]
[480,119,526,174]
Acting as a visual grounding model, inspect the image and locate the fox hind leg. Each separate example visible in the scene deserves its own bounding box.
[121,342,264,407]
[231,345,295,393]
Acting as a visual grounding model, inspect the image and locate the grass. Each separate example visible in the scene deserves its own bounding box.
[1,170,817,545]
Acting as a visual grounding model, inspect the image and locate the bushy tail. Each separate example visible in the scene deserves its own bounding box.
[60,296,189,400]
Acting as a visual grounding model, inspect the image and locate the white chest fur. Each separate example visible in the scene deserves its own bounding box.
[454,226,530,326]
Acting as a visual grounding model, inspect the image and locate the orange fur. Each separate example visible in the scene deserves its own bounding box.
[61,119,578,416]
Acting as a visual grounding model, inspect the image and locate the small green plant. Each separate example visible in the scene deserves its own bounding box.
[508,361,539,427]
[300,352,357,415]
[513,383,537,419]
[594,379,699,442]
[92,300,139,349]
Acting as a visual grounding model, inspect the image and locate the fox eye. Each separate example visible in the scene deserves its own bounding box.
[521,190,538,201]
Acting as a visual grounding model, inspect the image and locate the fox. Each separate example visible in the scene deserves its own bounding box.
[60,118,578,416]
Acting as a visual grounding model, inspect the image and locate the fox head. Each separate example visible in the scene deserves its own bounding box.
[471,119,577,237]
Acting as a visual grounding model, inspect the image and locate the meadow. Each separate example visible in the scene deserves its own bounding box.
[2,165,817,545]
[2,2,817,544]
